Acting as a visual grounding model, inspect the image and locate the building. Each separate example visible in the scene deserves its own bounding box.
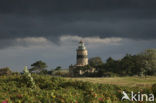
[69,41,95,76]
[76,40,88,66]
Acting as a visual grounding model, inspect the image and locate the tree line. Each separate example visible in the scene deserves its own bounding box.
[0,49,156,77]
[84,49,156,77]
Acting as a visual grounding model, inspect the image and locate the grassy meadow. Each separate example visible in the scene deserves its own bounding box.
[66,76,156,88]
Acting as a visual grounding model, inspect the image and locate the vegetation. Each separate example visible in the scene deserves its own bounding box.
[152,83,156,96]
[21,66,36,89]
[2,48,153,77]
[66,76,156,88]
[0,67,12,76]
[54,66,62,71]
[29,60,47,73]
[88,57,103,67]
[0,74,155,103]
[75,49,156,77]
[0,49,156,102]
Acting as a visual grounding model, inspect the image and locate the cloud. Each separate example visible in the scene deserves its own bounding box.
[0,35,155,50]
[0,12,156,42]
[0,37,53,49]
[0,0,156,44]
[16,37,48,43]
[15,37,51,48]
[0,36,123,49]
[0,0,156,14]
[60,35,122,45]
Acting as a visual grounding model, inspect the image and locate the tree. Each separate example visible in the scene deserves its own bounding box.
[88,57,103,67]
[119,54,138,76]
[29,60,47,72]
[139,49,156,75]
[55,66,62,71]
[105,57,118,73]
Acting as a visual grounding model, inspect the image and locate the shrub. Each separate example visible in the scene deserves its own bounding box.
[102,72,118,77]
[0,67,12,76]
[60,80,95,91]
[152,83,156,95]
[20,66,36,89]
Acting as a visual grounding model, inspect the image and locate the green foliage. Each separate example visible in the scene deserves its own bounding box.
[89,57,103,67]
[96,49,156,77]
[55,66,62,71]
[152,83,156,96]
[0,74,153,103]
[21,66,36,89]
[101,72,119,77]
[0,67,12,76]
[51,69,69,77]
[140,49,156,75]
[29,60,47,72]
[61,80,95,92]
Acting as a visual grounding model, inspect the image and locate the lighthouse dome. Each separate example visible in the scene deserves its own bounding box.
[78,40,86,50]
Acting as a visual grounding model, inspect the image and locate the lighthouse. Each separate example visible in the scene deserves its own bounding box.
[69,40,94,76]
[76,41,88,66]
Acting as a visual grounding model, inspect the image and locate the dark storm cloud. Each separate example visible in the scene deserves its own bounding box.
[0,0,156,48]
[0,0,156,14]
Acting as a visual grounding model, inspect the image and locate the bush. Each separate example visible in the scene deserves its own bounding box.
[60,80,95,91]
[102,72,119,77]
[20,67,36,89]
[152,83,156,95]
[0,67,12,76]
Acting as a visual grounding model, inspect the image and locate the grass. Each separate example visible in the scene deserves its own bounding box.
[65,76,156,88]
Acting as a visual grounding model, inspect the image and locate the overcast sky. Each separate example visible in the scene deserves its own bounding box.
[0,0,156,71]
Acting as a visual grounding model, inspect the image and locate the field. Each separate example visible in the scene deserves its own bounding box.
[66,76,156,88]
[0,74,156,103]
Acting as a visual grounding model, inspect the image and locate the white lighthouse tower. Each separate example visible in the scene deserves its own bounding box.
[69,40,93,76]
[76,40,88,66]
